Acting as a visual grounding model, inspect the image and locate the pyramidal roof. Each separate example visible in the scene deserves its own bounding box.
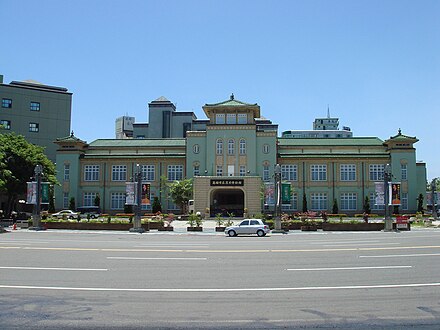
[154,96,170,102]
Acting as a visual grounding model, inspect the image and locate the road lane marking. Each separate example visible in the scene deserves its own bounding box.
[322,243,400,247]
[107,257,207,260]
[360,253,440,258]
[286,266,412,271]
[1,282,439,292]
[0,266,107,271]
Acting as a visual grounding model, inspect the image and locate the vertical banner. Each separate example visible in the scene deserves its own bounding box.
[26,182,37,204]
[374,182,384,205]
[390,182,401,205]
[141,183,151,205]
[264,183,275,206]
[281,182,291,204]
[125,182,136,205]
[41,183,49,204]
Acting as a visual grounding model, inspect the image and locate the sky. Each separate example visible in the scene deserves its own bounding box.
[2,0,439,179]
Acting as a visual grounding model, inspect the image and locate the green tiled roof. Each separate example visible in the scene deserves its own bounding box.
[89,139,186,148]
[204,94,258,107]
[278,137,384,147]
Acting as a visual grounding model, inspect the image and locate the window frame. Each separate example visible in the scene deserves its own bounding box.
[0,119,11,130]
[281,164,298,181]
[228,139,235,155]
[311,164,327,181]
[111,165,127,181]
[2,98,12,108]
[340,192,357,211]
[340,164,356,181]
[30,101,40,111]
[141,165,155,182]
[369,164,384,181]
[167,164,183,181]
[216,139,223,155]
[29,122,39,132]
[84,165,100,181]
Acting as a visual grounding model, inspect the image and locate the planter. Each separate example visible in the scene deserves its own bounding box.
[301,225,318,231]
[322,223,384,231]
[187,226,203,232]
[146,222,162,230]
[215,226,226,232]
[287,223,302,230]
[42,222,150,231]
[158,226,174,231]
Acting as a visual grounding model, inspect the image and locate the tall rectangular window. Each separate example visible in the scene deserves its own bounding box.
[340,164,356,181]
[311,193,327,210]
[311,165,327,181]
[64,164,70,181]
[141,165,155,181]
[29,122,39,132]
[226,113,236,124]
[216,139,223,155]
[369,192,382,211]
[168,165,183,181]
[83,192,97,207]
[215,114,225,124]
[239,139,246,155]
[30,102,40,111]
[401,192,408,210]
[111,192,125,210]
[84,165,99,181]
[228,139,235,155]
[401,164,407,181]
[0,120,11,130]
[63,192,69,209]
[216,165,223,177]
[263,165,270,181]
[239,165,246,176]
[237,113,247,124]
[369,164,384,181]
[340,193,357,210]
[282,193,298,211]
[112,165,127,181]
[281,164,297,181]
[2,98,12,108]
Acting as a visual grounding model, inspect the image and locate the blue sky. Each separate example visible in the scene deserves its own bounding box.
[2,0,439,179]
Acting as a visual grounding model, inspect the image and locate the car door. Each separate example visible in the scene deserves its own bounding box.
[249,220,261,234]
[238,220,249,234]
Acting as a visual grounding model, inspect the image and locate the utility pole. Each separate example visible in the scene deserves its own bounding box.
[29,164,44,231]
[273,164,283,233]
[383,164,393,231]
[130,164,145,233]
[432,179,438,220]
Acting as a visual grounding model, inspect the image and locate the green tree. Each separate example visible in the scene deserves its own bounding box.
[332,199,339,214]
[169,178,193,214]
[69,197,76,211]
[152,196,162,213]
[417,193,424,213]
[48,185,55,213]
[94,194,101,207]
[0,133,57,217]
[363,196,371,214]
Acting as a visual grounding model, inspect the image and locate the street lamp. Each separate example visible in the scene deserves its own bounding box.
[273,164,283,232]
[431,180,438,220]
[29,164,44,231]
[383,164,393,231]
[130,164,145,233]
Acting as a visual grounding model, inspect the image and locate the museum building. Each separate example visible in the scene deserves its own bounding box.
[54,95,426,217]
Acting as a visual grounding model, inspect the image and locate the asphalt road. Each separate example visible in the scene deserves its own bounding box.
[1,229,440,329]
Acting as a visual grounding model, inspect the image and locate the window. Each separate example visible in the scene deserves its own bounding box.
[401,192,408,210]
[0,120,11,130]
[216,113,225,124]
[401,164,407,181]
[216,139,223,155]
[30,102,40,111]
[263,165,270,181]
[263,144,270,154]
[112,165,127,181]
[29,122,39,132]
[63,192,69,209]
[282,193,298,211]
[340,164,356,181]
[193,165,200,176]
[239,165,246,176]
[237,113,247,124]
[226,113,236,124]
[168,165,183,181]
[281,164,297,181]
[141,165,155,181]
[311,165,327,181]
[369,164,384,181]
[193,144,200,154]
[369,192,382,211]
[228,139,235,155]
[239,139,246,155]
[340,193,357,210]
[311,193,328,210]
[84,165,99,181]
[216,165,223,176]
[83,192,97,207]
[2,98,12,108]
[64,164,70,181]
[111,192,126,210]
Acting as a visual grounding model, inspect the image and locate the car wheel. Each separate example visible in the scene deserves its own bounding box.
[228,230,236,237]
[257,229,265,237]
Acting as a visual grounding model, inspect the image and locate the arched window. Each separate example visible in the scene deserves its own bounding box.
[193,144,200,154]
[216,139,223,155]
[228,139,235,155]
[263,144,270,154]
[239,139,246,155]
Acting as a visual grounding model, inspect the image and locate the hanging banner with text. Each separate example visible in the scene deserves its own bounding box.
[281,182,291,205]
[390,182,401,206]
[264,183,275,206]
[141,183,151,205]
[374,182,384,206]
[125,182,136,205]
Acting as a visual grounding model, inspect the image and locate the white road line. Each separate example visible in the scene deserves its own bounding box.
[311,240,382,245]
[107,257,207,260]
[1,282,439,292]
[360,253,440,258]
[323,243,400,247]
[286,265,412,271]
[0,266,108,271]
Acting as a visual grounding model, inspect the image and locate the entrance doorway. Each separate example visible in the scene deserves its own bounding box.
[211,189,244,217]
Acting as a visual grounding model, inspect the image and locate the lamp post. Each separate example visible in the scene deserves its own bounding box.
[29,164,44,231]
[273,164,283,232]
[130,164,145,233]
[383,164,393,231]
[432,180,438,220]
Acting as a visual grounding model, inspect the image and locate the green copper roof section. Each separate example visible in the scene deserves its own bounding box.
[204,94,258,107]
[89,138,186,148]
[55,131,87,144]
[277,137,384,147]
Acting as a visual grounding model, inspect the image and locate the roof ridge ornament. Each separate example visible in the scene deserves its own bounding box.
[398,128,402,135]
[230,93,234,100]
